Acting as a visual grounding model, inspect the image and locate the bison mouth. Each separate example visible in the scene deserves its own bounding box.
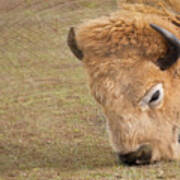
[118,144,153,166]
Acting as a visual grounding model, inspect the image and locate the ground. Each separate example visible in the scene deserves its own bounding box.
[0,0,180,179]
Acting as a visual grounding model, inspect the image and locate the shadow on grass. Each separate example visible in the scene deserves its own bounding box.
[0,141,116,174]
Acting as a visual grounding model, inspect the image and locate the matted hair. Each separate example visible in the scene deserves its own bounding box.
[117,0,180,14]
[117,0,180,28]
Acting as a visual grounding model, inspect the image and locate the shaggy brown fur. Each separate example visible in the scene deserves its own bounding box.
[117,0,180,13]
[68,5,180,164]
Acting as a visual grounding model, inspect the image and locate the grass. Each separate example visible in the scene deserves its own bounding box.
[0,0,180,179]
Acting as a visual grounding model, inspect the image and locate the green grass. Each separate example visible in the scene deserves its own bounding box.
[0,0,180,179]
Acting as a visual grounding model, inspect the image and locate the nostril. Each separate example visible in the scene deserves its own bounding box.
[118,144,152,166]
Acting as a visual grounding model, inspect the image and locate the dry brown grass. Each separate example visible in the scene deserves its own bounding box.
[0,0,117,179]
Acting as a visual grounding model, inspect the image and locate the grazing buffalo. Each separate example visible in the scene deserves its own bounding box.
[67,4,180,165]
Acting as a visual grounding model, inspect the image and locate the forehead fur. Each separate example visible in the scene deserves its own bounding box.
[117,0,180,13]
[76,9,179,62]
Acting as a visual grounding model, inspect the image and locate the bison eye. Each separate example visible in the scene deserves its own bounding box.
[149,90,160,103]
[139,83,164,110]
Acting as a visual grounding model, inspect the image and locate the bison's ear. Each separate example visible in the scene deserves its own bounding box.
[150,24,180,70]
[67,27,83,60]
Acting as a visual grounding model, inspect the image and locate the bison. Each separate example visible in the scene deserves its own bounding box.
[67,3,180,165]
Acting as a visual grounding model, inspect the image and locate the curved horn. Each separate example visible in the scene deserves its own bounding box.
[67,27,83,60]
[150,24,180,70]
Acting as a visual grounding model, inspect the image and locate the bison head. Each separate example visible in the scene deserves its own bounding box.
[67,11,180,165]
